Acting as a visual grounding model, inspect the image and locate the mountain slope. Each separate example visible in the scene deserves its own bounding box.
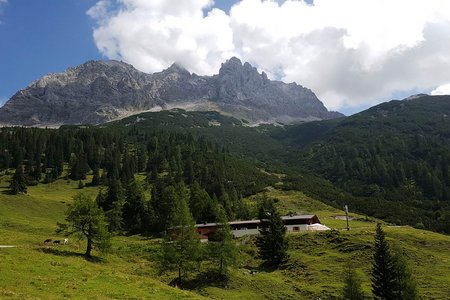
[0,58,342,126]
[280,95,450,232]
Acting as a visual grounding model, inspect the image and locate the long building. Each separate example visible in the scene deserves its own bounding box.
[195,214,329,240]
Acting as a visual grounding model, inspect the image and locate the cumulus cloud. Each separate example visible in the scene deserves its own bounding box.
[88,0,450,111]
[431,83,450,95]
[87,0,235,74]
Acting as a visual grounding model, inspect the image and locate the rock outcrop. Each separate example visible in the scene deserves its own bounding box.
[0,58,343,126]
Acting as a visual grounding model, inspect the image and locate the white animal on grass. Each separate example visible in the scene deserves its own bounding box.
[63,238,69,245]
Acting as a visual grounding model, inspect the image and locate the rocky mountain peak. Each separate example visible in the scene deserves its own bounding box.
[219,56,243,74]
[0,58,343,126]
[157,63,192,80]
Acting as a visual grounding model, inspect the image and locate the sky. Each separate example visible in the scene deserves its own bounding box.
[1,0,450,115]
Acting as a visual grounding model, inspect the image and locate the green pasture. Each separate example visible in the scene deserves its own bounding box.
[0,178,449,299]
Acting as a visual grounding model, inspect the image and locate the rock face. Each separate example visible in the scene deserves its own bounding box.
[0,58,343,126]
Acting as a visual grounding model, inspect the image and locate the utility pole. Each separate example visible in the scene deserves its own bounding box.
[344,204,350,231]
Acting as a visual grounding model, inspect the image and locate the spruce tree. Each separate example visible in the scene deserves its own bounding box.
[371,223,396,299]
[95,178,125,233]
[159,185,201,284]
[342,264,365,300]
[208,206,237,277]
[10,165,27,194]
[256,199,288,267]
[123,179,148,233]
[90,165,101,186]
[391,248,418,300]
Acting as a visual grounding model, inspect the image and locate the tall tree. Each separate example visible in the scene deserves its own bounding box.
[69,153,90,180]
[391,247,418,300]
[123,179,153,233]
[371,223,396,299]
[96,179,125,233]
[10,165,27,194]
[58,193,110,258]
[159,186,201,284]
[372,223,419,299]
[208,206,237,277]
[256,199,288,267]
[342,264,365,300]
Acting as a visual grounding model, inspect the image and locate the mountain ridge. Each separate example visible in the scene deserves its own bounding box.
[0,58,343,126]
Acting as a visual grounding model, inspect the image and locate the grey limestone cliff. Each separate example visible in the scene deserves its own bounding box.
[0,57,343,126]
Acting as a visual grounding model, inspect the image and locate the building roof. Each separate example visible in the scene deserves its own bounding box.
[281,215,316,221]
[195,215,318,228]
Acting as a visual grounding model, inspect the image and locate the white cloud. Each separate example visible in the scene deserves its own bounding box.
[0,0,7,19]
[431,83,450,96]
[88,0,450,111]
[88,0,235,74]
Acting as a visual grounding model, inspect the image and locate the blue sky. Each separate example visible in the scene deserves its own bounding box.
[0,0,236,103]
[0,1,99,102]
[1,0,450,115]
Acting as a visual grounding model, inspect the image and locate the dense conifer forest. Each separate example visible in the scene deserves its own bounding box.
[0,125,276,235]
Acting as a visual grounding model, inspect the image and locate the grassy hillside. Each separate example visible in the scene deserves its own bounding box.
[1,177,450,299]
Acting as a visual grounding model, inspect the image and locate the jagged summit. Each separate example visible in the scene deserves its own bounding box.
[0,58,343,126]
[160,62,190,75]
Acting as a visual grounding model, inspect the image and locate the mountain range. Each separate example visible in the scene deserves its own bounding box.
[0,57,342,126]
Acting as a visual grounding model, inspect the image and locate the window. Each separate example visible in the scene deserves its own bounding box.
[293,226,300,232]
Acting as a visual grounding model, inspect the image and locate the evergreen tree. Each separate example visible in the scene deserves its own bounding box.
[391,247,418,300]
[152,182,179,231]
[96,179,125,233]
[10,165,27,194]
[371,223,396,299]
[208,206,237,277]
[342,264,365,300]
[123,179,150,233]
[69,153,90,180]
[58,193,110,258]
[90,165,101,186]
[159,186,201,284]
[256,199,288,267]
[189,181,217,223]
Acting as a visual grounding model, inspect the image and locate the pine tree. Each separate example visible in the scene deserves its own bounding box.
[159,185,201,284]
[256,199,288,267]
[342,264,365,300]
[10,165,27,194]
[208,206,237,277]
[371,223,396,299]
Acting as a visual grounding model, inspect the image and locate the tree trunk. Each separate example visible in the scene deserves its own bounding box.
[85,237,92,257]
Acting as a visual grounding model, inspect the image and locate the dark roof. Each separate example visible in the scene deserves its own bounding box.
[281,215,316,221]
[195,214,318,228]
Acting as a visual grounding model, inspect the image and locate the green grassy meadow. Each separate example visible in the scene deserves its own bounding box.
[1,177,450,299]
